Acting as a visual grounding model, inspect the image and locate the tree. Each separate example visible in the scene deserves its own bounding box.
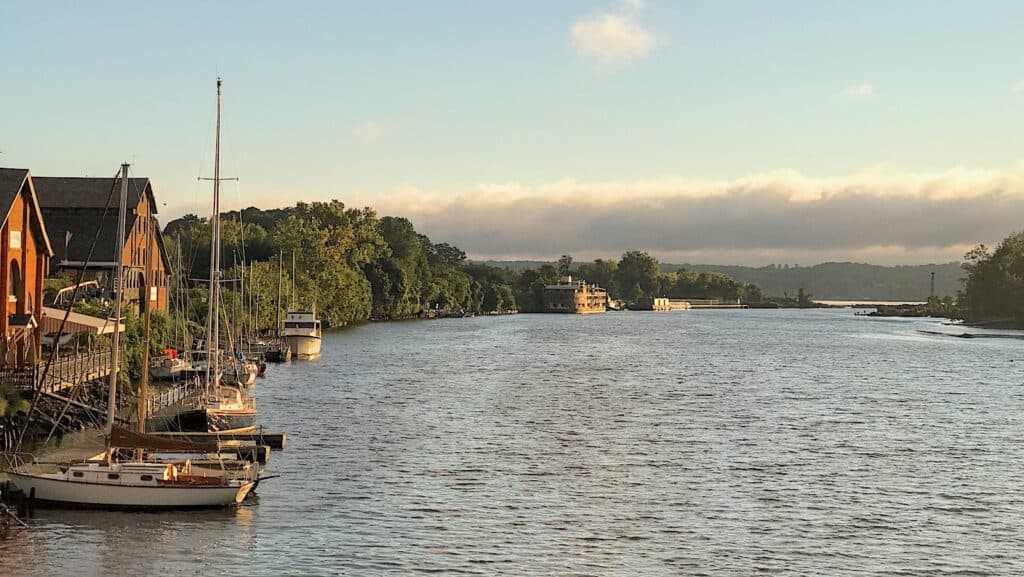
[615,250,660,299]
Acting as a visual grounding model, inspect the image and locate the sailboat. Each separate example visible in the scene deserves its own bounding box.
[5,161,254,509]
[147,78,258,434]
[264,251,292,362]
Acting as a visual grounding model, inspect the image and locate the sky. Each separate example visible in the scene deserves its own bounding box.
[3,0,1024,265]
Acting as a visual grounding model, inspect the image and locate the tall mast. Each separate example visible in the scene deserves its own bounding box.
[205,77,223,388]
[291,250,296,308]
[276,250,283,338]
[107,163,130,435]
[138,205,154,436]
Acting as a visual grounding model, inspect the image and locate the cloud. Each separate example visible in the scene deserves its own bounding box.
[1012,80,1024,93]
[571,13,657,68]
[620,0,646,9]
[843,83,874,99]
[352,121,385,142]
[352,167,1024,266]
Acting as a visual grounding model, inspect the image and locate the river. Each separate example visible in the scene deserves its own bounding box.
[2,309,1023,576]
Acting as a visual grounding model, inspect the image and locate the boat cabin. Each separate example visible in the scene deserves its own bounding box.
[68,461,177,485]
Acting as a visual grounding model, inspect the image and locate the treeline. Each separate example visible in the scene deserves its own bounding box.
[482,260,964,301]
[960,232,1024,327]
[662,262,963,301]
[166,202,500,326]
[163,203,766,329]
[551,252,764,304]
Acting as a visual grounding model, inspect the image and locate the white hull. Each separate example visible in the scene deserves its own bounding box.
[7,472,253,509]
[284,335,321,358]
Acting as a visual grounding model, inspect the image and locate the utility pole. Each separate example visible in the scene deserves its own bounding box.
[930,271,935,299]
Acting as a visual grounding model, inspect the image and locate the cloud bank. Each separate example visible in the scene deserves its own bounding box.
[354,167,1024,266]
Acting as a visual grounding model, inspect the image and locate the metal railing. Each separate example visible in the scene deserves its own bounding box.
[147,379,203,416]
[38,350,113,394]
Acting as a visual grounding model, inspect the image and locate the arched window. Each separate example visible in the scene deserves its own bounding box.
[8,260,20,300]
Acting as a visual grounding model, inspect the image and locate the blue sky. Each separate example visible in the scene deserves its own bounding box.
[3,1,1024,264]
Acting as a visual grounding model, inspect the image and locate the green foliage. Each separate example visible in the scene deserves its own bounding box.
[0,384,30,418]
[961,233,1024,324]
[165,202,518,325]
[615,250,660,297]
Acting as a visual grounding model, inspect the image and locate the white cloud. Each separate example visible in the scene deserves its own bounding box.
[620,0,646,9]
[571,13,657,68]
[843,83,874,99]
[352,121,385,142]
[1012,80,1024,93]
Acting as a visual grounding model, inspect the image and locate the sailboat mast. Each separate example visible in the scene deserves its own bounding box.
[107,163,130,434]
[291,250,296,308]
[276,250,283,338]
[138,204,154,435]
[205,78,224,388]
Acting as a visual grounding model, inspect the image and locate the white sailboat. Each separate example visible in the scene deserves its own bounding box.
[147,78,258,433]
[6,157,255,509]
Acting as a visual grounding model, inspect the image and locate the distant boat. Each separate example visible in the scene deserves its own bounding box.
[146,383,257,434]
[264,339,291,363]
[282,307,322,359]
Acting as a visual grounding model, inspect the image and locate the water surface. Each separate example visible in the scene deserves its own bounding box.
[3,310,1023,576]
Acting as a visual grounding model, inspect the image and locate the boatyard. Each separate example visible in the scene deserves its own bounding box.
[0,80,295,512]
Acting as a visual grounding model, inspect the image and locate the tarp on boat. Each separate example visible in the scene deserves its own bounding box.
[108,426,220,453]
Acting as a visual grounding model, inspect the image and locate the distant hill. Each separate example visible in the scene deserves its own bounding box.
[475,260,965,300]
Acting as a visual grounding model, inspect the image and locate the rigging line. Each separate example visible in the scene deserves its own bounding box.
[19,168,124,451]
[42,170,138,441]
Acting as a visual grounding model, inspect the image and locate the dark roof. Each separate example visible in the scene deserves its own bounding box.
[0,168,55,256]
[42,208,137,264]
[0,168,29,218]
[33,176,157,214]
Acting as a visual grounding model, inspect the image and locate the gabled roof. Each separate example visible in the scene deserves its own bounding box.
[34,175,169,269]
[32,176,158,214]
[0,168,55,257]
[0,168,29,212]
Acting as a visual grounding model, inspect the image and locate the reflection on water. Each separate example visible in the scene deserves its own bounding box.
[3,310,1024,576]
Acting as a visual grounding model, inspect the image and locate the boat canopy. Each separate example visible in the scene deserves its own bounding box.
[108,426,220,453]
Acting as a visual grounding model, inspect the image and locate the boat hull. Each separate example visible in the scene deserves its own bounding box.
[6,472,252,509]
[284,335,321,359]
[146,408,256,434]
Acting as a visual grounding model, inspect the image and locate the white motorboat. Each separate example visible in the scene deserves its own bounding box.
[282,308,322,359]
